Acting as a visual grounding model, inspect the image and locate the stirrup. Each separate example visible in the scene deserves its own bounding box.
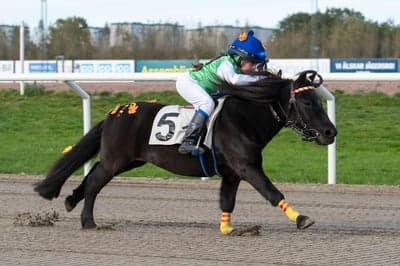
[191,146,205,156]
[178,145,193,155]
[178,144,204,155]
[178,139,196,154]
[178,137,204,155]
[191,136,205,156]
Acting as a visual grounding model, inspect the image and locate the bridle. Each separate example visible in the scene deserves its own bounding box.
[269,85,320,141]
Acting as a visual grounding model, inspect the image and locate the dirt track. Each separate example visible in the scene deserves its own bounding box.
[1,174,399,265]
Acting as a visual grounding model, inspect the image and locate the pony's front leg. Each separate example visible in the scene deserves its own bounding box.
[219,177,240,235]
[277,199,314,229]
[244,167,314,230]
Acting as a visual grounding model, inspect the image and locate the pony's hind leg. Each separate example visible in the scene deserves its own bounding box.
[66,160,146,213]
[80,160,146,229]
[64,162,100,212]
[81,162,114,229]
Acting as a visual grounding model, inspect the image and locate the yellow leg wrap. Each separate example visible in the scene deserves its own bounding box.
[220,222,234,235]
[220,212,234,235]
[278,199,299,222]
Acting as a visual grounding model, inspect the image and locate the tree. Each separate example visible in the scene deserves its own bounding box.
[110,25,136,59]
[47,17,94,59]
[0,25,38,60]
[267,13,312,58]
[267,8,397,58]
[0,29,8,59]
[393,27,400,58]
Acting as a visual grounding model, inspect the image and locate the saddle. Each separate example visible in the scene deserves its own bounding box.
[149,97,226,149]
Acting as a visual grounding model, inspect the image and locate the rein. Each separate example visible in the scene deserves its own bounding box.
[269,85,319,141]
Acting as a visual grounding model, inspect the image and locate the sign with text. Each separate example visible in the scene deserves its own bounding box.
[74,60,134,73]
[331,59,399,73]
[28,62,57,73]
[135,60,194,73]
[0,61,14,73]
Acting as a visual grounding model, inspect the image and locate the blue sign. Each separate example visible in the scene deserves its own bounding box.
[97,63,112,73]
[331,59,399,73]
[115,63,132,73]
[76,63,95,73]
[28,63,57,73]
[135,60,194,73]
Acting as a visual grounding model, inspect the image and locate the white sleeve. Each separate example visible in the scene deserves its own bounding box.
[216,60,262,85]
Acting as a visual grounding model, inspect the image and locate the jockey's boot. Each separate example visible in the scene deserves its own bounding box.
[178,111,206,155]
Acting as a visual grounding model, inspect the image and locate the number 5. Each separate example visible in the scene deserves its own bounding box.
[155,113,179,141]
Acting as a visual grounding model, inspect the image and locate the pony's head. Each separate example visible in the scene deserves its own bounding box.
[215,70,336,145]
[288,70,337,145]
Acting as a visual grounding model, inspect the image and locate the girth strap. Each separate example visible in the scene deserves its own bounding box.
[194,145,221,177]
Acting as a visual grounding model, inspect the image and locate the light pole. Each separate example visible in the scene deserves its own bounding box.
[310,0,319,68]
[20,22,25,95]
[40,0,48,59]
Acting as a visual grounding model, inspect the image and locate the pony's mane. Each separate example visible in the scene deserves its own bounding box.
[217,72,292,104]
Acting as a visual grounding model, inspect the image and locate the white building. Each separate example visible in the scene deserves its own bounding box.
[109,22,185,49]
[88,27,107,47]
[0,24,18,46]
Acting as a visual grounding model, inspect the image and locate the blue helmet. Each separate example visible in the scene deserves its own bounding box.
[227,30,267,63]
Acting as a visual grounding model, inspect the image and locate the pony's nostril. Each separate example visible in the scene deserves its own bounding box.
[324,129,337,138]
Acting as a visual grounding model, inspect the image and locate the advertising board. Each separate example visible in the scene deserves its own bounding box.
[331,59,398,73]
[135,60,194,73]
[74,60,134,73]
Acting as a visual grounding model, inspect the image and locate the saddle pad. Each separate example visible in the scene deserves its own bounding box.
[149,98,226,147]
[149,105,194,145]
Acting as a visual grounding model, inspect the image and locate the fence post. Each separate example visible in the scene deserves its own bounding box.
[19,22,25,95]
[66,81,91,176]
[318,85,336,184]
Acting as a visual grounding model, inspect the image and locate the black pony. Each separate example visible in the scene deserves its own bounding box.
[34,70,337,234]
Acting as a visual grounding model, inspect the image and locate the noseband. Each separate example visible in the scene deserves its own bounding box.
[269,85,319,141]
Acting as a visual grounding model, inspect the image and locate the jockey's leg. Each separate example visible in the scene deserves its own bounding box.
[178,109,207,154]
[176,73,215,155]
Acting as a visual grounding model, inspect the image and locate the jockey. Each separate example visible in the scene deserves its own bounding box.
[177,30,268,155]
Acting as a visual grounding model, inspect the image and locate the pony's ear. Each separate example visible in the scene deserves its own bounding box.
[306,71,316,83]
[308,71,323,87]
[295,70,323,87]
[277,69,282,78]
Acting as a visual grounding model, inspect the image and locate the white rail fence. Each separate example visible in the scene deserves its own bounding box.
[1,72,398,182]
[320,72,399,184]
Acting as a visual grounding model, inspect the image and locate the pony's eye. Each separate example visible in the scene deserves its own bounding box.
[302,100,312,106]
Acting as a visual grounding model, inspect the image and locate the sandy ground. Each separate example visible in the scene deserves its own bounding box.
[1,174,399,265]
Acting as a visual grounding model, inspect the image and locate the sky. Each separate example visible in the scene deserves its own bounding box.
[1,0,400,30]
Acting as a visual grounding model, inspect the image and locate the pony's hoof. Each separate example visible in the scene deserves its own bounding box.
[82,221,97,230]
[296,215,315,230]
[64,196,76,212]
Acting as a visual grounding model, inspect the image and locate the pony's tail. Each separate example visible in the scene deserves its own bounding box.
[34,120,104,200]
